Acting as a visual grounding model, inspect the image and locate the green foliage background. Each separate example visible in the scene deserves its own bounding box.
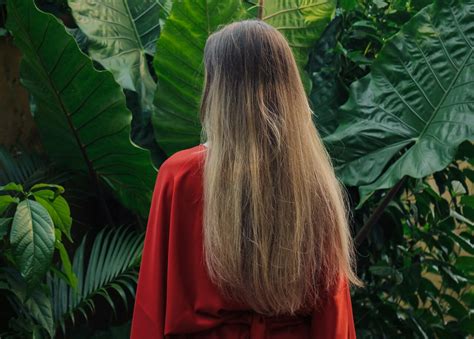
[0,0,472,338]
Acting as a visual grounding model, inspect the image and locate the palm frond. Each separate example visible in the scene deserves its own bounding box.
[0,147,70,189]
[48,226,144,334]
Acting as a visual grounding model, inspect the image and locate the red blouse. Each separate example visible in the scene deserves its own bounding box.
[130,144,357,338]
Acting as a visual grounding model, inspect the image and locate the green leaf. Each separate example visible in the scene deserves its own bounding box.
[10,199,55,283]
[6,0,156,216]
[31,183,65,195]
[261,0,336,91]
[461,290,474,307]
[307,16,345,137]
[24,288,55,338]
[450,208,474,227]
[0,195,19,215]
[369,265,403,283]
[441,293,468,319]
[340,0,359,10]
[0,147,57,189]
[1,268,55,337]
[152,0,335,155]
[33,191,72,242]
[461,195,474,208]
[68,0,166,101]
[48,227,143,333]
[324,0,474,205]
[68,0,171,164]
[0,182,24,192]
[55,240,78,289]
[443,229,474,255]
[369,265,393,276]
[152,0,245,155]
[32,189,55,200]
[455,256,474,272]
[0,217,12,237]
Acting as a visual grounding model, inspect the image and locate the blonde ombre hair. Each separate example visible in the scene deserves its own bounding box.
[199,19,363,316]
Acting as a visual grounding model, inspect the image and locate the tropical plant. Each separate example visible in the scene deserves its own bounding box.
[353,142,474,337]
[67,0,171,165]
[49,226,143,335]
[1,226,143,338]
[5,0,156,217]
[323,0,474,206]
[0,147,48,187]
[151,0,337,155]
[67,0,165,108]
[0,182,74,286]
[1,267,56,337]
[307,15,345,137]
[260,0,336,90]
[1,0,473,337]
[0,180,75,338]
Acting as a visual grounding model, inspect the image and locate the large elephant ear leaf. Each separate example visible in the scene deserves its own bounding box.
[6,0,155,216]
[67,0,171,167]
[261,0,337,91]
[324,0,474,207]
[152,0,245,156]
[68,0,168,103]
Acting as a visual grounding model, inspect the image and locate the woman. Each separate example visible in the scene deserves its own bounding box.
[131,19,363,338]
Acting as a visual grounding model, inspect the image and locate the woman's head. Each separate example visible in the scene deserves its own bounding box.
[200,19,307,149]
[200,19,363,316]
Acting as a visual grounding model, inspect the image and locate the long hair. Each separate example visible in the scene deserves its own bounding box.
[199,19,363,316]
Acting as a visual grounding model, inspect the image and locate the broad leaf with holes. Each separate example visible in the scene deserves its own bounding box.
[6,0,155,216]
[10,199,55,283]
[324,0,474,206]
[152,0,245,155]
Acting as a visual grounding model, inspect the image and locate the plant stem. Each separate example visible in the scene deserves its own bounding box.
[258,0,264,20]
[355,175,408,247]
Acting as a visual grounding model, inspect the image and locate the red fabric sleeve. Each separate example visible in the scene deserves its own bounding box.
[130,165,174,339]
[310,277,357,338]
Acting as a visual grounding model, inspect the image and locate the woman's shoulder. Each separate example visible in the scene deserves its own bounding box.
[158,144,206,178]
